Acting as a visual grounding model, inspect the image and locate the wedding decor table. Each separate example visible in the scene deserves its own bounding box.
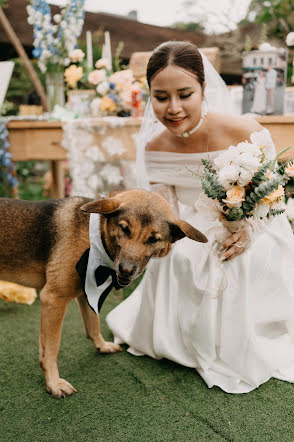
[7,115,294,198]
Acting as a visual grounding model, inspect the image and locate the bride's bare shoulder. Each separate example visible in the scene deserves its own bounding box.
[146,130,173,152]
[212,113,264,145]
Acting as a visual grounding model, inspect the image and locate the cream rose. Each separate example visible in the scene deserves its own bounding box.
[262,184,284,204]
[222,185,245,208]
[64,65,83,88]
[69,49,85,63]
[88,69,106,85]
[95,58,109,69]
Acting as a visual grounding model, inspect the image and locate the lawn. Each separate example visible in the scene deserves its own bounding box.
[1,289,294,442]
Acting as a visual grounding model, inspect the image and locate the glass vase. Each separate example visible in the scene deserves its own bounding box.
[45,71,65,113]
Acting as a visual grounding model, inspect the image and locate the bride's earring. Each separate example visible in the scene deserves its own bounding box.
[201,98,208,118]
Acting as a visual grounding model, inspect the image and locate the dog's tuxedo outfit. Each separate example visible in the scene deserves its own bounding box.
[76,214,121,314]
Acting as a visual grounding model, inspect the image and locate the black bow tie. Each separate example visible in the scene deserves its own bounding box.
[76,249,122,313]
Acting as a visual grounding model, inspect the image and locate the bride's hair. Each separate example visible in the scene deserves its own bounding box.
[146,41,205,88]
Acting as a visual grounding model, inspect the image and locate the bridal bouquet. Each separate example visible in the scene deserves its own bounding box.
[195,131,291,241]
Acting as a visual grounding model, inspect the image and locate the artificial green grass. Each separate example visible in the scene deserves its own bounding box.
[1,292,294,442]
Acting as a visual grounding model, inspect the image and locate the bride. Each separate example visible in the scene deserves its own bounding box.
[106,41,294,393]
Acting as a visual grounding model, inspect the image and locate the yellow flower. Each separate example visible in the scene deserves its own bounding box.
[64,65,83,88]
[100,95,117,113]
[262,184,284,204]
[222,185,245,208]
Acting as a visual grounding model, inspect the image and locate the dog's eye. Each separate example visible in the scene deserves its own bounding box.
[147,236,160,244]
[119,224,131,236]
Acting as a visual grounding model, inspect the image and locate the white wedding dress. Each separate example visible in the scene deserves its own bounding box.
[106,129,294,393]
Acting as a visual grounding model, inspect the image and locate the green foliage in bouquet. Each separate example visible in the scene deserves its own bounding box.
[242,177,280,214]
[200,159,226,203]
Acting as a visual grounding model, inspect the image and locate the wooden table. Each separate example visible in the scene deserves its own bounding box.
[7,120,66,198]
[7,115,294,198]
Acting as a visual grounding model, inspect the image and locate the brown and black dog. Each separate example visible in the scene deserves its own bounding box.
[0,189,207,398]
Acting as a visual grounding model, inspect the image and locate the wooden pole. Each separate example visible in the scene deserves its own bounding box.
[0,7,48,111]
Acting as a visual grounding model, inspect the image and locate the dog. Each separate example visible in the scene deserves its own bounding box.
[0,189,207,398]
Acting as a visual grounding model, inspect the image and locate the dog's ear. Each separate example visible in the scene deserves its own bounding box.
[169,220,208,243]
[80,197,121,214]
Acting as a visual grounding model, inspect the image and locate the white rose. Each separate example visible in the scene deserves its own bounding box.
[96,80,109,96]
[218,165,240,189]
[250,130,271,151]
[235,152,260,172]
[213,148,237,170]
[252,202,270,219]
[238,168,254,186]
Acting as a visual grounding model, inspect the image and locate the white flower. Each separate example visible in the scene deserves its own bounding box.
[250,130,271,151]
[285,198,294,221]
[96,80,110,96]
[100,164,123,186]
[213,148,238,170]
[286,32,294,46]
[85,145,105,162]
[69,48,85,63]
[235,152,260,172]
[53,14,61,23]
[102,136,126,157]
[252,202,270,219]
[218,165,240,189]
[238,168,254,186]
[235,141,261,158]
[95,58,109,69]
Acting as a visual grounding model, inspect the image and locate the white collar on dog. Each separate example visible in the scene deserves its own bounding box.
[85,214,115,315]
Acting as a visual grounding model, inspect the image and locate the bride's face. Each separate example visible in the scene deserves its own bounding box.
[150,64,204,136]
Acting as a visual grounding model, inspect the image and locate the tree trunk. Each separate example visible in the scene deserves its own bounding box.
[0,7,48,111]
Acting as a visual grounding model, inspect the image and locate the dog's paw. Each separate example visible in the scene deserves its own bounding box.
[47,378,77,398]
[99,341,122,353]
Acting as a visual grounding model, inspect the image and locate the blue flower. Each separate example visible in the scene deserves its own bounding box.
[109,82,116,90]
[108,93,118,103]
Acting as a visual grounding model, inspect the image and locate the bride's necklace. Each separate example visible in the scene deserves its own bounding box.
[176,100,208,138]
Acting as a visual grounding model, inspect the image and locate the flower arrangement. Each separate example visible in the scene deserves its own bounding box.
[64,51,148,117]
[0,120,18,196]
[27,0,86,73]
[195,131,290,225]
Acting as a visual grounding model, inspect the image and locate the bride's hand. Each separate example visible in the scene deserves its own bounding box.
[220,230,247,261]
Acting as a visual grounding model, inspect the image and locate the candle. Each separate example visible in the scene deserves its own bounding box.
[86,30,93,70]
[104,31,112,72]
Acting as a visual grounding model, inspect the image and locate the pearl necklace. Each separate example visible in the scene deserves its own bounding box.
[176,100,208,138]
